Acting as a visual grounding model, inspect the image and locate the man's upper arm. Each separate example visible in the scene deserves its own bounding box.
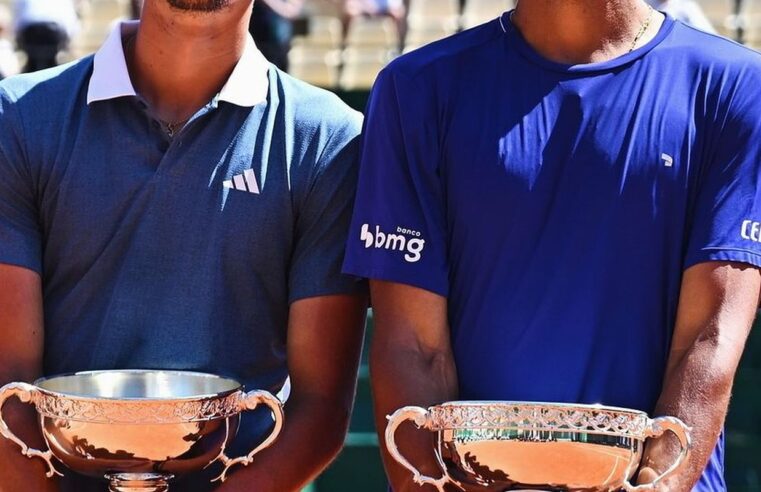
[286,104,369,401]
[369,280,450,355]
[0,264,52,492]
[0,87,44,379]
[0,264,44,382]
[674,60,761,357]
[669,262,760,373]
[286,295,366,406]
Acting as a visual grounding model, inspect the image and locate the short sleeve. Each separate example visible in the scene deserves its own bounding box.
[684,69,761,270]
[288,113,367,303]
[342,67,449,296]
[0,87,41,273]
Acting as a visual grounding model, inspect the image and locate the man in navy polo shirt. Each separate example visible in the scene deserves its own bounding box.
[0,1,367,491]
[343,1,761,490]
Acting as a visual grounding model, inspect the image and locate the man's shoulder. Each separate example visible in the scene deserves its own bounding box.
[666,21,761,71]
[382,18,504,82]
[667,23,761,114]
[274,68,362,139]
[0,56,93,110]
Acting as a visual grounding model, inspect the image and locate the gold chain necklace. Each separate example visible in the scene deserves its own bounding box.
[629,5,654,52]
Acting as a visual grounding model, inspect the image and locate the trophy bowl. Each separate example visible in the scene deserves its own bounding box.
[386,401,691,492]
[0,370,284,491]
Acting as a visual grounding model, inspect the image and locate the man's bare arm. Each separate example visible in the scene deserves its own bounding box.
[0,264,58,492]
[215,293,367,492]
[638,261,760,490]
[370,281,460,492]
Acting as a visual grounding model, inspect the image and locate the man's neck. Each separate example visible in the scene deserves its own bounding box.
[512,0,665,65]
[127,1,253,124]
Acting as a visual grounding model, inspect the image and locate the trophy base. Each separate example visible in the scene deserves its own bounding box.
[106,473,174,492]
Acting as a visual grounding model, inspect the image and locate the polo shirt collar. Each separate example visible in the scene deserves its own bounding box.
[87,21,137,104]
[87,20,270,107]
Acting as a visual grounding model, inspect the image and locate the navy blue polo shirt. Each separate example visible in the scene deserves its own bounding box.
[344,13,761,491]
[0,21,364,490]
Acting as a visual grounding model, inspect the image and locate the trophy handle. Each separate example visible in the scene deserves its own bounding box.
[385,406,464,492]
[0,382,63,478]
[212,390,284,483]
[623,416,692,491]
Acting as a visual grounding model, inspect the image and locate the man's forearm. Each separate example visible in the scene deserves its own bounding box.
[215,396,350,492]
[371,344,459,492]
[0,266,50,491]
[0,402,59,492]
[639,335,743,490]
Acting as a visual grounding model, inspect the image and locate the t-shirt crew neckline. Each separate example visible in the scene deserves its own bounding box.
[500,10,677,74]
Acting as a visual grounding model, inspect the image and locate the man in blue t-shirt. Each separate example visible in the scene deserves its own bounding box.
[0,1,367,491]
[343,1,761,491]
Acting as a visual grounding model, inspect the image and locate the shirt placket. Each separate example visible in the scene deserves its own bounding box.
[137,95,220,177]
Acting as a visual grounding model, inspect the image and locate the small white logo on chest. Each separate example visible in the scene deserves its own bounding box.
[661,153,674,167]
[223,169,260,194]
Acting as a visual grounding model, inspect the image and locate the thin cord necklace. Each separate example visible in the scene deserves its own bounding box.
[629,5,654,52]
[124,35,191,138]
[163,118,190,138]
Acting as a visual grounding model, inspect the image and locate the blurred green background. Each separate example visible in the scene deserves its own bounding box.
[726,315,761,491]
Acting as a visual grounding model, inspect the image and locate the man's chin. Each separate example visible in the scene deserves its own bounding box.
[166,0,230,12]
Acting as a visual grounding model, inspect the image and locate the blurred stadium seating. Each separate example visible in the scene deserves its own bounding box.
[1,0,758,86]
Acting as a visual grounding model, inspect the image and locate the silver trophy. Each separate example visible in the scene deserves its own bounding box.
[386,401,691,491]
[0,370,284,491]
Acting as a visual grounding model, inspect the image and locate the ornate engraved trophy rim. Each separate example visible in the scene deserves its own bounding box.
[426,400,650,437]
[435,400,648,416]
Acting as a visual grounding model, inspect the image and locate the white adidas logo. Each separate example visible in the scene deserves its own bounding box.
[223,169,260,194]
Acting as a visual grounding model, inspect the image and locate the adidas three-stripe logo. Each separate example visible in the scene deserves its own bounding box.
[223,169,260,194]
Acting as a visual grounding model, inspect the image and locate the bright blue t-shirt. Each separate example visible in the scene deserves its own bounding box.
[343,13,761,491]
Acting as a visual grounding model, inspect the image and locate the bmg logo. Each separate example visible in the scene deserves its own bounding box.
[360,224,426,263]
